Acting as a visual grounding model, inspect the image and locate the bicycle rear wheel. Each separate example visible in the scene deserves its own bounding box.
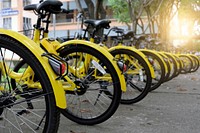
[164,53,178,82]
[140,51,165,91]
[58,44,122,125]
[173,55,182,77]
[158,53,171,83]
[0,35,60,132]
[189,55,199,72]
[179,54,193,74]
[110,49,152,104]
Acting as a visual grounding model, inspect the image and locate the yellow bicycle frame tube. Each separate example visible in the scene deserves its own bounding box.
[0,29,66,109]
[56,39,126,92]
[108,45,155,78]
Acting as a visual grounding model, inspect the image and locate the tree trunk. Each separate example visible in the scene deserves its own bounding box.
[75,0,84,13]
[95,0,106,19]
[75,0,107,39]
[84,0,95,19]
[94,0,106,37]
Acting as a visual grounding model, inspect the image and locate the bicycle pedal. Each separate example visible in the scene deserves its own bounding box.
[17,110,30,115]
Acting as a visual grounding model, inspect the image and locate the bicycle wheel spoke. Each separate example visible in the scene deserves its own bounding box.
[0,35,60,132]
[110,49,152,104]
[59,45,121,125]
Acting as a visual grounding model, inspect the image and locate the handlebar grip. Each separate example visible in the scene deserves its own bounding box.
[112,26,123,31]
[61,8,70,14]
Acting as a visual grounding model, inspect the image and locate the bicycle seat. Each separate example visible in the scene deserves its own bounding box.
[112,27,124,34]
[123,30,134,39]
[134,34,146,40]
[84,19,111,29]
[146,38,156,43]
[24,0,63,14]
[155,41,162,45]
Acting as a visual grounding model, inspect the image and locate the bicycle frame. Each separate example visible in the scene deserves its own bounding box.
[57,39,127,92]
[79,27,156,81]
[109,45,155,78]
[86,25,156,79]
[0,28,67,109]
[29,16,127,92]
[0,61,34,83]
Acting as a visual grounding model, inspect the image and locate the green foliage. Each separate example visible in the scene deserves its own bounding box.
[108,0,200,45]
[108,0,130,23]
[108,0,145,22]
[108,0,200,24]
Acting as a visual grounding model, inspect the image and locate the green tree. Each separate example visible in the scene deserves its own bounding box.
[108,0,131,29]
[108,0,180,50]
[108,0,165,35]
[157,0,179,50]
[109,0,151,33]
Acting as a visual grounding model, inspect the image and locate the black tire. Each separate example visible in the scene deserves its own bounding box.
[58,44,122,125]
[164,53,178,82]
[179,55,193,74]
[189,55,199,72]
[158,53,171,83]
[141,51,166,91]
[0,35,60,132]
[110,49,152,104]
[173,55,182,77]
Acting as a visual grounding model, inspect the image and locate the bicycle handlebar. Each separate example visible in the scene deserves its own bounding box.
[106,26,124,36]
[61,8,70,14]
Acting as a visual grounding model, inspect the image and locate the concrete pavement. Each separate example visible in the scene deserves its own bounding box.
[58,69,200,133]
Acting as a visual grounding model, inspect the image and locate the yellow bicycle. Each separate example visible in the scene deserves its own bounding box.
[69,17,155,104]
[0,29,67,132]
[103,28,167,92]
[21,0,126,125]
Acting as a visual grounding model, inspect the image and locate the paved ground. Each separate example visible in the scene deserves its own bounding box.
[58,69,200,133]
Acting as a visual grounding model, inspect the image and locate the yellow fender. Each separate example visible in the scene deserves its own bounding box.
[57,40,126,92]
[164,52,179,66]
[173,54,182,70]
[189,54,199,60]
[108,46,155,78]
[177,53,194,70]
[186,54,196,64]
[0,29,66,109]
[139,49,168,74]
[188,54,200,64]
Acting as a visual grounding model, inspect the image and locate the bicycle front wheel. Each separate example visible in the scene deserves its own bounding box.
[58,44,122,125]
[0,35,60,132]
